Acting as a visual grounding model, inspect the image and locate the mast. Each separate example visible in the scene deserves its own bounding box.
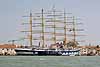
[41,9,45,48]
[72,16,76,43]
[45,8,66,44]
[29,12,33,47]
[71,16,78,48]
[53,7,56,44]
[21,11,33,47]
[64,9,67,46]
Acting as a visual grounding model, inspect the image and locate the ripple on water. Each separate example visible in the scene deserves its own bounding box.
[0,56,100,67]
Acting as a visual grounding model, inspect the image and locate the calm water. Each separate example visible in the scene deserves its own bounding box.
[0,56,100,67]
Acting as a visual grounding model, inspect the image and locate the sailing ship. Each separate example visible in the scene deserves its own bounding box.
[15,7,84,56]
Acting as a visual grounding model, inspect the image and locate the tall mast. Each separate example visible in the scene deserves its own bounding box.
[53,7,56,44]
[41,9,45,48]
[29,12,33,47]
[21,12,33,47]
[64,9,67,46]
[72,16,76,43]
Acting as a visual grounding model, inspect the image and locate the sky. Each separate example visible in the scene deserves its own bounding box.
[0,0,100,46]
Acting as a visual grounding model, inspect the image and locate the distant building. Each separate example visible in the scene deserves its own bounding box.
[77,45,100,56]
[0,44,21,49]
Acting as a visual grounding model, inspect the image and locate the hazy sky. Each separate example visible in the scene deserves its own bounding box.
[0,0,100,45]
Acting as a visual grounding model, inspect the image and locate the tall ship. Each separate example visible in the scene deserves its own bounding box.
[14,7,84,56]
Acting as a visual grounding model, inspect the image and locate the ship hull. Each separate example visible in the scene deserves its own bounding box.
[15,48,80,56]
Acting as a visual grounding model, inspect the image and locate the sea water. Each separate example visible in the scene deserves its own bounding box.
[0,56,100,67]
